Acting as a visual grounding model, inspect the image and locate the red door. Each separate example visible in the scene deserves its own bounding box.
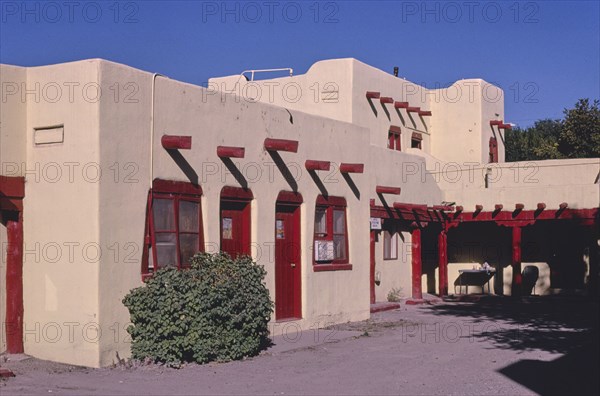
[275,203,301,320]
[220,200,250,257]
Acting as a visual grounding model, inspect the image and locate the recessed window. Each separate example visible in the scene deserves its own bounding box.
[142,180,204,278]
[313,195,350,270]
[383,230,398,260]
[388,126,401,151]
[411,132,422,149]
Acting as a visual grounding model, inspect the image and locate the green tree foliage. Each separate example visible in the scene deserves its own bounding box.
[505,99,600,161]
[123,253,273,367]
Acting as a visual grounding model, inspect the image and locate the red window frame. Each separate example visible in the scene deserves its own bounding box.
[313,195,352,271]
[411,132,423,149]
[388,126,401,151]
[489,137,498,163]
[141,179,204,279]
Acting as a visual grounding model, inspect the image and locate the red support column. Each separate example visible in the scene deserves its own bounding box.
[511,226,522,297]
[370,230,376,304]
[411,226,423,299]
[438,229,448,296]
[6,211,24,353]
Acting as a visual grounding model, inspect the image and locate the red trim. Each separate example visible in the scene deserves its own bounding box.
[221,186,254,200]
[411,132,423,141]
[455,205,464,213]
[431,205,454,211]
[537,203,547,211]
[0,176,25,198]
[515,203,525,211]
[376,186,401,195]
[370,230,376,304]
[559,202,568,210]
[366,91,380,99]
[217,146,245,158]
[511,226,522,296]
[489,137,499,163]
[380,97,394,104]
[489,120,503,126]
[339,163,364,173]
[418,110,432,116]
[411,227,422,299]
[153,179,202,195]
[305,160,331,171]
[494,204,503,211]
[394,101,409,109]
[276,191,303,204]
[161,135,192,150]
[5,211,24,353]
[407,107,421,113]
[316,195,347,207]
[389,125,402,133]
[500,123,512,130]
[475,204,483,212]
[264,138,299,153]
[438,230,448,296]
[313,264,353,272]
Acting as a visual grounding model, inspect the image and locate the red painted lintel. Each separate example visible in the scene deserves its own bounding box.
[376,186,401,195]
[339,163,364,173]
[264,138,299,153]
[217,146,245,158]
[305,160,331,171]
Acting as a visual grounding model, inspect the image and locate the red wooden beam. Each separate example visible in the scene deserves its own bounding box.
[438,230,448,296]
[490,120,503,126]
[418,110,432,116]
[161,135,192,150]
[537,203,546,211]
[376,186,401,195]
[500,123,513,130]
[393,202,428,212]
[366,91,380,99]
[217,146,245,158]
[559,202,568,210]
[515,203,525,211]
[339,163,364,173]
[264,138,299,153]
[411,226,423,299]
[475,204,483,212]
[6,212,24,353]
[380,97,394,104]
[389,125,402,133]
[305,160,331,171]
[0,176,25,198]
[394,101,409,109]
[407,107,421,113]
[495,204,504,211]
[455,205,464,213]
[431,205,454,211]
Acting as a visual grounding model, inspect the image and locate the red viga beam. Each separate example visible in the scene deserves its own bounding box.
[407,107,421,113]
[490,120,503,126]
[495,204,504,211]
[418,110,432,116]
[264,138,299,153]
[161,135,192,150]
[559,202,568,210]
[217,146,245,158]
[339,163,364,173]
[500,123,513,130]
[305,160,331,171]
[376,186,401,195]
[515,203,525,211]
[537,203,546,211]
[366,91,380,99]
[394,101,409,109]
[380,97,394,104]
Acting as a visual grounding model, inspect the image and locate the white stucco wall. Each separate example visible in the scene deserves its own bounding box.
[21,60,101,367]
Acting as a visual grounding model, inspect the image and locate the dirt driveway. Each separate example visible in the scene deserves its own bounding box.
[2,296,598,395]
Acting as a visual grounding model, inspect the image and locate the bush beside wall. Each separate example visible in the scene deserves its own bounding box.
[123,253,273,366]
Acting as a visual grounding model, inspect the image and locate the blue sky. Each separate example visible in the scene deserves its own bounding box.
[1,0,598,127]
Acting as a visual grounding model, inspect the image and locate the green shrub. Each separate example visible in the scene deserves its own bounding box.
[122,252,273,366]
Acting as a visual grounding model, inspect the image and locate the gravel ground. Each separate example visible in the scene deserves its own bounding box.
[1,296,598,395]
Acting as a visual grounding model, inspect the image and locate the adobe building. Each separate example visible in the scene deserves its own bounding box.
[0,58,598,367]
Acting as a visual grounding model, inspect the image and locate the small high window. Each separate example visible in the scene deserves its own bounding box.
[388,126,401,151]
[411,132,423,149]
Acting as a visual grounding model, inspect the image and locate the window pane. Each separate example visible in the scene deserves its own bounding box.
[179,200,199,232]
[222,217,233,239]
[179,234,199,266]
[315,207,327,235]
[153,198,175,231]
[384,231,391,258]
[333,235,347,260]
[155,233,177,267]
[333,210,346,234]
